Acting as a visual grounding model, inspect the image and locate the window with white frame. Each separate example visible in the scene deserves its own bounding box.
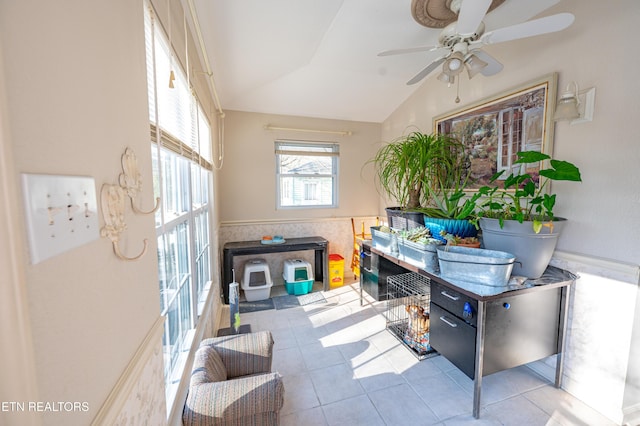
[497,107,523,174]
[144,2,212,407]
[275,141,339,208]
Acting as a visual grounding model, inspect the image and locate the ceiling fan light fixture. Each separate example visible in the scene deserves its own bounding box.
[443,51,465,76]
[553,82,580,121]
[464,53,488,79]
[437,71,455,85]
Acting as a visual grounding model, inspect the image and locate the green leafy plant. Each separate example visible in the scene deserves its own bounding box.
[440,231,480,246]
[399,226,441,246]
[472,151,582,232]
[419,135,481,220]
[370,131,460,210]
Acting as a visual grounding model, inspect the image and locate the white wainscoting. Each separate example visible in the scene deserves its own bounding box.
[528,250,640,425]
[91,316,166,425]
[219,216,380,286]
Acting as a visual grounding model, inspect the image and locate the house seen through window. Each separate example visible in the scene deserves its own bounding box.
[275,141,339,208]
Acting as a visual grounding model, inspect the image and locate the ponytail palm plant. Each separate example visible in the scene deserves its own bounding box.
[371,131,461,210]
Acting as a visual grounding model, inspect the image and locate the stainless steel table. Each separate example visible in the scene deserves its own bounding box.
[361,242,575,419]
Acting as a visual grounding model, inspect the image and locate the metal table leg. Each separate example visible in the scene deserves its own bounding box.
[556,284,571,387]
[473,300,487,419]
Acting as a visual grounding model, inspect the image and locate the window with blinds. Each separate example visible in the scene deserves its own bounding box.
[144,1,212,407]
[275,141,339,208]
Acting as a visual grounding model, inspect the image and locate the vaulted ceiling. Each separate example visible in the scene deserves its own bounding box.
[191,0,561,123]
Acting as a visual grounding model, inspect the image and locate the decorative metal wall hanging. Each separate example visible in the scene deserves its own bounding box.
[119,147,160,215]
[99,183,148,261]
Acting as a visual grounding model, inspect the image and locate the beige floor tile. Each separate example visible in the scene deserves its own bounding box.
[299,341,345,371]
[281,406,328,426]
[252,283,614,425]
[412,371,474,420]
[321,394,385,426]
[352,353,407,392]
[280,372,320,416]
[523,385,619,426]
[273,346,306,377]
[368,383,440,425]
[309,362,365,405]
[484,394,552,426]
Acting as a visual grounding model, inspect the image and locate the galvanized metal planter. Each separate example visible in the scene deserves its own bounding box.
[479,217,566,279]
[436,246,516,286]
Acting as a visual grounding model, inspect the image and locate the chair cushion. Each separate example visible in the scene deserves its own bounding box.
[190,345,227,385]
[200,331,274,378]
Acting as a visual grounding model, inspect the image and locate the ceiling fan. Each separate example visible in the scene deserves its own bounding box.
[379,0,575,86]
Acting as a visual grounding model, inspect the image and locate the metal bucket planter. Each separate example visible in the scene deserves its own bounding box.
[398,238,442,272]
[479,217,566,279]
[436,246,516,286]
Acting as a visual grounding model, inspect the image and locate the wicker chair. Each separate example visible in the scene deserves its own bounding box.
[183,331,285,425]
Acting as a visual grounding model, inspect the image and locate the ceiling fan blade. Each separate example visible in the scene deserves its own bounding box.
[471,50,503,76]
[480,13,575,45]
[378,45,441,57]
[407,56,447,85]
[456,0,492,35]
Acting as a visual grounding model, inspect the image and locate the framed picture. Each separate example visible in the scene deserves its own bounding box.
[433,73,557,189]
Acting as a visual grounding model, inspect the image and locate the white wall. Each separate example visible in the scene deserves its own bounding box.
[381,0,640,423]
[1,0,225,423]
[0,1,163,424]
[219,110,381,222]
[0,34,40,426]
[217,111,383,282]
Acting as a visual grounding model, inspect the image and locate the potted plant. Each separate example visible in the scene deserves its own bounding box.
[440,232,481,248]
[471,150,582,278]
[418,135,482,241]
[370,131,459,229]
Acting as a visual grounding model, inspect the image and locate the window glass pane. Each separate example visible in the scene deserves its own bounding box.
[164,229,178,293]
[276,141,338,208]
[191,164,202,209]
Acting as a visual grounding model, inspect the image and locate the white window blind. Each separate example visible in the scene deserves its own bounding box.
[144,1,212,410]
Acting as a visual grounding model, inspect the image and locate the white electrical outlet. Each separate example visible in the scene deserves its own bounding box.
[21,174,100,264]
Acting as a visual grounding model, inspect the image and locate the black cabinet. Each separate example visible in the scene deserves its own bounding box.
[430,280,561,379]
[430,303,477,378]
[360,243,407,301]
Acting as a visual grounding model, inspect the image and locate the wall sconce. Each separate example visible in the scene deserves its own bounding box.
[553,81,596,124]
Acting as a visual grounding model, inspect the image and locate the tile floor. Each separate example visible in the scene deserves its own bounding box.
[231,280,616,426]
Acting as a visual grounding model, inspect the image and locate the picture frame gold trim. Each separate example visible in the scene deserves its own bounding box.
[433,73,558,190]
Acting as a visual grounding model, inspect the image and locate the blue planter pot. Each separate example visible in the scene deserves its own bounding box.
[423,217,478,242]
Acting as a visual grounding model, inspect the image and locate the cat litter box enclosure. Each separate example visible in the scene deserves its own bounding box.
[241,258,273,302]
[283,259,313,295]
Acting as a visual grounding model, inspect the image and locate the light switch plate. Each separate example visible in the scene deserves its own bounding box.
[21,174,100,264]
